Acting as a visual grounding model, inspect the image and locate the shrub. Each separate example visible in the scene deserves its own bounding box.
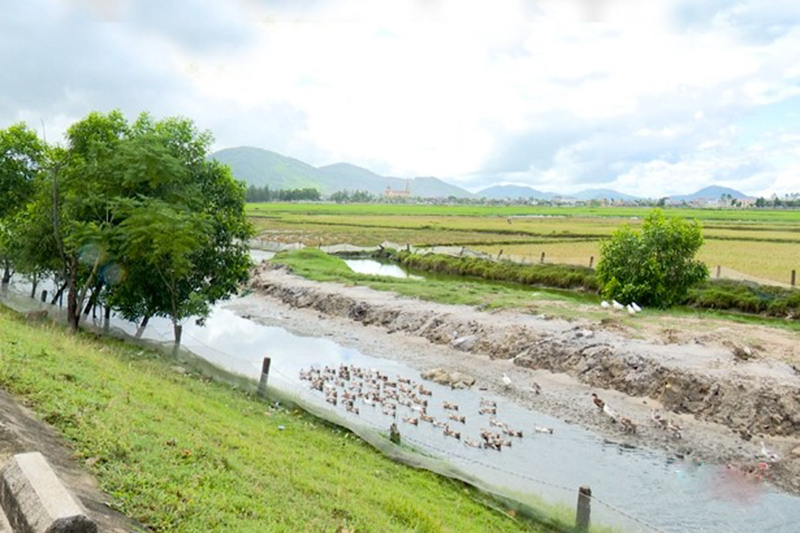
[596,209,708,307]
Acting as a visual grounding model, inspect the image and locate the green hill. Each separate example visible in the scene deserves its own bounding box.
[211,147,473,198]
[211,147,327,190]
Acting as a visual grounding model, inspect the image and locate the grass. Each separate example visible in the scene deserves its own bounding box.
[247,203,800,284]
[391,251,598,291]
[272,249,590,311]
[246,203,800,223]
[0,305,561,532]
[271,249,800,332]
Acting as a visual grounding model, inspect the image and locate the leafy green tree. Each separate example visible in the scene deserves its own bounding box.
[596,209,708,307]
[0,123,48,283]
[29,110,253,336]
[103,115,252,341]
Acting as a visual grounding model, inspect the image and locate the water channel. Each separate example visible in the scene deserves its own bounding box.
[2,255,799,532]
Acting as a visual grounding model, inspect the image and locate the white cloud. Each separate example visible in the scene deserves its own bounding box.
[2,0,800,195]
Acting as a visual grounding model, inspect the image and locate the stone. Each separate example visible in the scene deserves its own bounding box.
[0,452,97,533]
[24,310,48,322]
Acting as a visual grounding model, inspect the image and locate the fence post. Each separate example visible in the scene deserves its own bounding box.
[389,422,401,445]
[497,249,503,259]
[257,357,271,398]
[589,256,594,268]
[540,252,546,264]
[576,486,591,532]
[716,265,721,279]
[40,290,48,303]
[792,269,796,287]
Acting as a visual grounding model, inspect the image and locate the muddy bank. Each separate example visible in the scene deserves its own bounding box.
[244,263,800,493]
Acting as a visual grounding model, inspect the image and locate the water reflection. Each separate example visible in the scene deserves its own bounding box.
[344,259,423,280]
[138,306,800,533]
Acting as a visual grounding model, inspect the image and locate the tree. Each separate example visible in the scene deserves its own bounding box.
[20,110,253,336]
[596,209,708,308]
[101,115,252,342]
[0,123,48,283]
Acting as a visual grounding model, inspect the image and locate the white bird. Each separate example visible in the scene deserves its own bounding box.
[760,441,779,462]
[502,373,512,389]
[612,300,624,310]
[602,403,618,421]
[631,302,642,313]
[600,300,610,309]
[626,304,636,316]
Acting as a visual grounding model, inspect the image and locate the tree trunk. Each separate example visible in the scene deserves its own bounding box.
[30,272,39,298]
[172,321,183,357]
[103,305,111,330]
[1,260,11,285]
[67,256,80,333]
[51,282,67,305]
[83,280,103,316]
[135,315,150,338]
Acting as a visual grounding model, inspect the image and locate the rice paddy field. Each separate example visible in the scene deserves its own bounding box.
[247,203,800,286]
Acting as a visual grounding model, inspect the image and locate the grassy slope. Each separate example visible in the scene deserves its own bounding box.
[0,306,547,532]
[271,250,800,332]
[272,249,589,310]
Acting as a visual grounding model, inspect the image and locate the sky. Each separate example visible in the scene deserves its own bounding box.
[2,0,800,197]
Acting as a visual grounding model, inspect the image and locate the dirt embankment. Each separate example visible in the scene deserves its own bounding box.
[243,263,800,494]
[251,263,800,440]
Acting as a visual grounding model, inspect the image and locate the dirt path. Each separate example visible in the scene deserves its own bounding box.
[0,389,141,532]
[235,263,800,495]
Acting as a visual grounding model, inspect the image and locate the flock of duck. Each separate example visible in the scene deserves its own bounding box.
[298,364,553,451]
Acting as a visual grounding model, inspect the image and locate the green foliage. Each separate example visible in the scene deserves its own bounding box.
[392,251,598,291]
[596,210,708,307]
[1,111,252,333]
[0,123,48,218]
[245,185,321,202]
[0,123,49,282]
[685,279,800,318]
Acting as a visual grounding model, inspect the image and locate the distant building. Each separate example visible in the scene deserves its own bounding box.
[385,180,411,198]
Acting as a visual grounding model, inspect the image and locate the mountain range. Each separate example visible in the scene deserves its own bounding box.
[210,146,751,201]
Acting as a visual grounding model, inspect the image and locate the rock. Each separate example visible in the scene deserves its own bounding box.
[0,452,97,533]
[791,446,800,458]
[24,310,48,322]
[421,367,476,389]
[729,342,755,361]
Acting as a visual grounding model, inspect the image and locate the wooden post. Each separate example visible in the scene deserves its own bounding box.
[497,249,503,259]
[40,290,48,303]
[389,423,401,445]
[589,256,594,268]
[576,486,592,532]
[540,252,546,264]
[792,269,796,287]
[716,265,721,279]
[406,243,411,252]
[257,357,271,398]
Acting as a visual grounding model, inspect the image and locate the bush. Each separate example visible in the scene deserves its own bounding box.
[685,279,800,318]
[389,250,599,291]
[596,210,708,307]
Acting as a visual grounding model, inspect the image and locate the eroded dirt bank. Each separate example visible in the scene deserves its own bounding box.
[239,263,800,493]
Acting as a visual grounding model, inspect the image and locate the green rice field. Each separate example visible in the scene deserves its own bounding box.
[247,203,800,285]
